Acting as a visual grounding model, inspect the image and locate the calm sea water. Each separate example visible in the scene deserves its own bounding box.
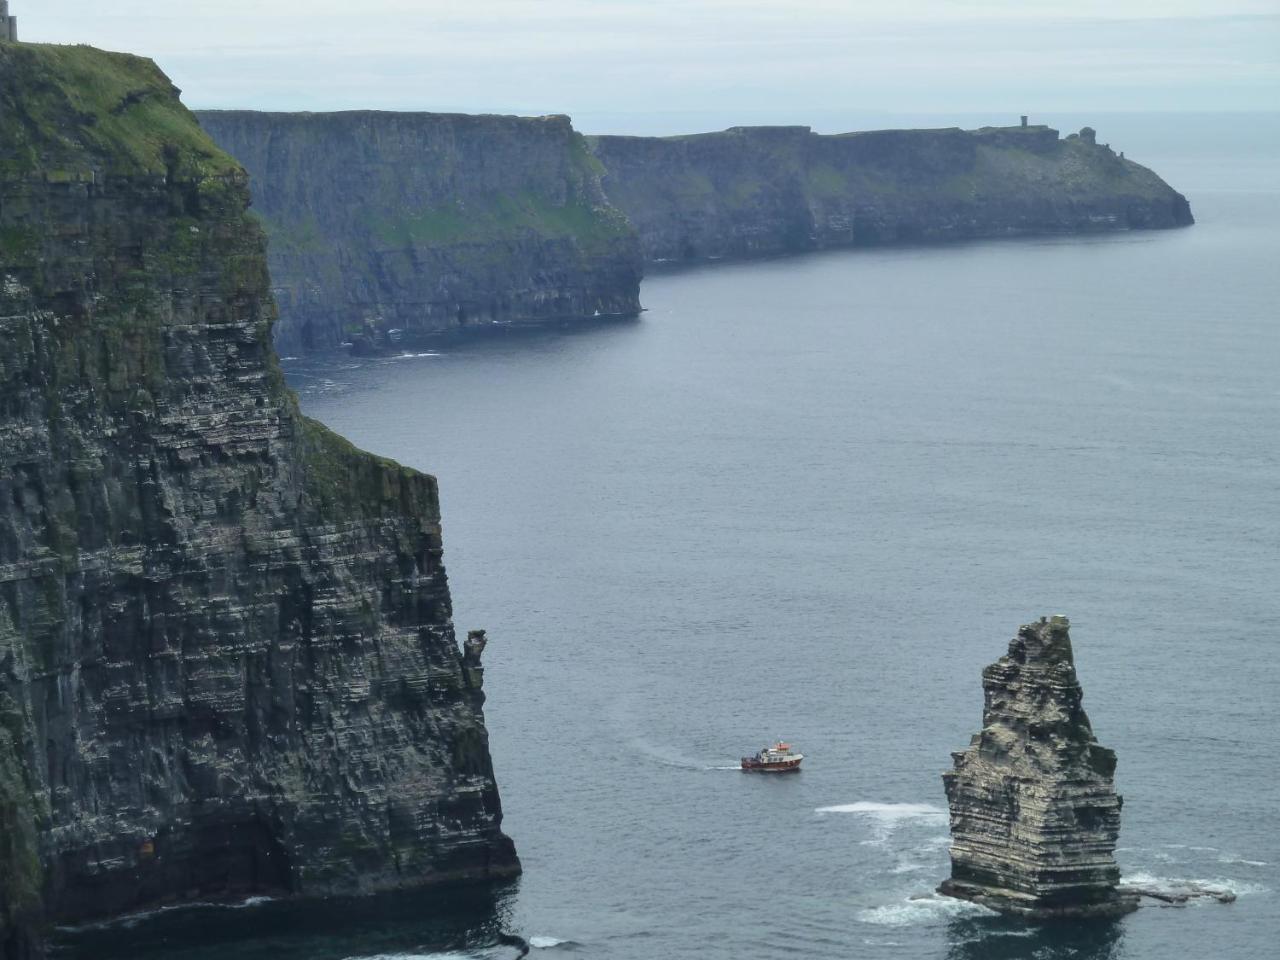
[57,114,1279,959]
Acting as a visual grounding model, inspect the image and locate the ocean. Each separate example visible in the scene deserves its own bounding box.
[56,113,1280,959]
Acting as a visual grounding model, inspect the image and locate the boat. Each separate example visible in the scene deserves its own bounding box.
[741,741,803,772]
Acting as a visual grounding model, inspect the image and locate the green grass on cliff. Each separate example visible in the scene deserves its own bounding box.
[0,43,238,178]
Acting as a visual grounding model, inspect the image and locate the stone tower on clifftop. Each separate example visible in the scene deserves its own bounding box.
[0,1,17,42]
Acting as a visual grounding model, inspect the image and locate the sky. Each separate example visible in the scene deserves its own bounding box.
[20,1,1280,133]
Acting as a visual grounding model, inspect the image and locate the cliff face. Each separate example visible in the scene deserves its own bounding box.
[939,616,1135,919]
[590,124,1194,263]
[0,43,517,949]
[195,110,643,353]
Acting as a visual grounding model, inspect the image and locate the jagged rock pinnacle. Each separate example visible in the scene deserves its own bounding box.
[939,616,1138,918]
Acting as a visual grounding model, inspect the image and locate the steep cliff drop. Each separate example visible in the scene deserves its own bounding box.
[939,616,1137,919]
[195,110,644,354]
[0,43,518,953]
[591,124,1194,264]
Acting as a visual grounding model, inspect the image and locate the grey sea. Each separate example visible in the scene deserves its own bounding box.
[57,113,1279,959]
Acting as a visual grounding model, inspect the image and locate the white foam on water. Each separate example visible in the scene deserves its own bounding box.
[530,936,576,948]
[1218,856,1268,867]
[857,893,996,927]
[890,860,930,875]
[707,765,742,771]
[231,896,274,909]
[815,801,946,819]
[816,801,948,843]
[56,895,274,932]
[1122,871,1269,898]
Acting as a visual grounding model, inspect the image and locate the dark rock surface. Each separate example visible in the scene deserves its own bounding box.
[195,110,643,354]
[939,616,1137,919]
[590,124,1194,264]
[0,43,517,947]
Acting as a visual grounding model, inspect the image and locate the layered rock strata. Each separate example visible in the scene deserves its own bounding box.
[590,124,1193,264]
[195,110,643,353]
[939,616,1136,918]
[0,43,518,950]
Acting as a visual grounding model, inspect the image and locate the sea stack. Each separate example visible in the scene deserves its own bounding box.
[939,616,1137,918]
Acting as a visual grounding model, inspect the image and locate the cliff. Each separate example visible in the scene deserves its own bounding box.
[0,43,517,952]
[939,616,1135,919]
[195,110,643,353]
[590,124,1194,263]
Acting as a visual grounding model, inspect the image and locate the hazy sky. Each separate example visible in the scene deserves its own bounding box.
[23,1,1280,131]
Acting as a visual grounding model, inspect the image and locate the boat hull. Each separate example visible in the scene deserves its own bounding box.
[740,758,802,772]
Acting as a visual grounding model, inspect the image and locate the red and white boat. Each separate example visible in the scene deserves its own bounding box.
[741,741,803,772]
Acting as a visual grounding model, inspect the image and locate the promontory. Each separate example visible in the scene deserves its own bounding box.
[196,113,1192,353]
[0,43,517,956]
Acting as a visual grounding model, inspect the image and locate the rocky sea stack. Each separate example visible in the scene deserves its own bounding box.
[0,43,517,953]
[940,616,1137,919]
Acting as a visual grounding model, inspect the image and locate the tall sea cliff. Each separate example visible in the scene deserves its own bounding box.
[195,110,644,353]
[196,113,1191,352]
[590,123,1194,263]
[0,44,517,954]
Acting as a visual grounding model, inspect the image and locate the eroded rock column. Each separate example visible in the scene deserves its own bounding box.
[939,616,1137,918]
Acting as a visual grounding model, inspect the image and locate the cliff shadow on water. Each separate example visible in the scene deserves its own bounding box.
[51,880,526,960]
[0,42,517,955]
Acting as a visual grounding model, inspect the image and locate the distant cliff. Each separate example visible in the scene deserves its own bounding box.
[590,123,1193,263]
[196,110,643,353]
[0,44,517,952]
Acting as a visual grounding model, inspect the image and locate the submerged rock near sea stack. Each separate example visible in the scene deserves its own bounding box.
[0,43,517,950]
[939,616,1137,918]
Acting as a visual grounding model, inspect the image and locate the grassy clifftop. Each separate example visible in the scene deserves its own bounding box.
[591,123,1193,262]
[0,43,237,178]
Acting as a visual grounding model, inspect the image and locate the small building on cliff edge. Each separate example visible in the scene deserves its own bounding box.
[0,1,17,42]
